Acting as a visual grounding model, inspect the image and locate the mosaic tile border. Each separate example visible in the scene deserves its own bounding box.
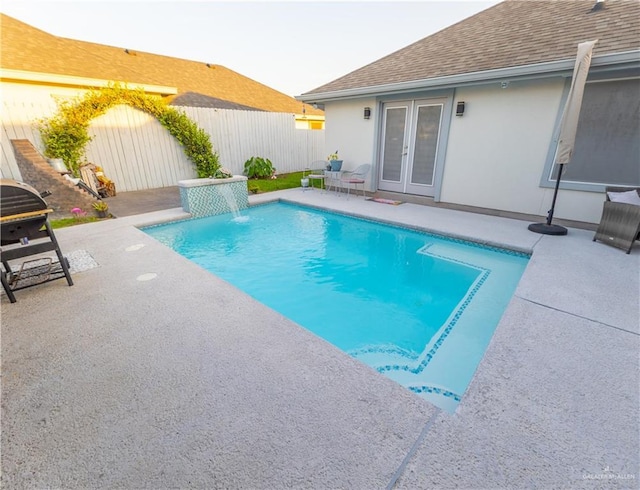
[278,201,531,258]
[409,385,462,402]
[378,269,490,376]
[143,203,495,386]
[143,200,530,260]
[350,344,421,362]
[179,179,249,218]
[377,243,491,376]
[140,200,506,411]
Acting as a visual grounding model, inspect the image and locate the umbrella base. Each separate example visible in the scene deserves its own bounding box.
[528,223,568,236]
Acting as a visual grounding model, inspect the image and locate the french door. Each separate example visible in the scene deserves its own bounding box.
[378,99,445,197]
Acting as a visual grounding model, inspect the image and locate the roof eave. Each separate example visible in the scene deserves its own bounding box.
[297,49,640,103]
[0,69,178,96]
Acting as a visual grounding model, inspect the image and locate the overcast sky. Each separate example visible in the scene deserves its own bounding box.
[2,0,499,97]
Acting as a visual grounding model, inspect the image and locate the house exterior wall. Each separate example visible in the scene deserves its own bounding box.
[1,81,88,102]
[322,79,608,224]
[442,79,605,223]
[324,98,377,190]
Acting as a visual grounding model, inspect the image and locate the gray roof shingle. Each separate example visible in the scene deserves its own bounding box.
[303,0,640,95]
[168,92,265,111]
[0,14,323,115]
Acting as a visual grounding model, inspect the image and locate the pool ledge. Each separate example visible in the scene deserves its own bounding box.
[178,175,249,218]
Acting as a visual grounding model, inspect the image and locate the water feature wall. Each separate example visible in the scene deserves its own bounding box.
[178,176,249,218]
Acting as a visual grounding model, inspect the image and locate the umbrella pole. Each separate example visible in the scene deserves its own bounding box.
[528,163,568,236]
[546,163,564,225]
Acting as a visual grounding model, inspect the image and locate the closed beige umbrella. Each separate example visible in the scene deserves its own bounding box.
[555,40,598,165]
[529,39,598,235]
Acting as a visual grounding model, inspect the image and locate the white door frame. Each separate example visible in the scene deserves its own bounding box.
[376,93,454,199]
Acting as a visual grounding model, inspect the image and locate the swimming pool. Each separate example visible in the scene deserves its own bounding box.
[144,202,529,413]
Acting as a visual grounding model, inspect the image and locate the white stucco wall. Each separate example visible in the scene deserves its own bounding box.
[324,98,377,190]
[442,79,605,223]
[1,81,88,103]
[322,79,608,224]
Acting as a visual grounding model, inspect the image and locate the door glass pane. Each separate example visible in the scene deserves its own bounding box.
[382,107,406,182]
[411,105,442,186]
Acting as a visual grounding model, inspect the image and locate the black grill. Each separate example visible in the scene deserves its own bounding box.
[1,179,74,303]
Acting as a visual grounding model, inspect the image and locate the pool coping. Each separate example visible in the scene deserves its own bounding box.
[2,188,638,488]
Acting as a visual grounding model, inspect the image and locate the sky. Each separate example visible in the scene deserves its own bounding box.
[2,0,499,97]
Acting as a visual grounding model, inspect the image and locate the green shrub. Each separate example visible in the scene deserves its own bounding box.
[37,83,221,178]
[157,108,220,177]
[243,157,275,179]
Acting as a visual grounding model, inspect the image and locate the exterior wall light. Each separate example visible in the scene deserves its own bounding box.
[364,107,371,119]
[456,101,465,117]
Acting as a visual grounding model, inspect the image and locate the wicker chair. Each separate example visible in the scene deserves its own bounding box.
[593,186,640,254]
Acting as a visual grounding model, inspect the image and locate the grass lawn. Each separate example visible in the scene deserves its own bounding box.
[247,171,312,194]
[50,216,108,229]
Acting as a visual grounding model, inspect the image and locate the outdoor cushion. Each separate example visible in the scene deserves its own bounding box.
[607,190,640,206]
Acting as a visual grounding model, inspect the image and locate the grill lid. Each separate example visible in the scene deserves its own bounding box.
[0,179,48,218]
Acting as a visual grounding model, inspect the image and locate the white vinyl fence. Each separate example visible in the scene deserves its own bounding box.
[1,102,325,192]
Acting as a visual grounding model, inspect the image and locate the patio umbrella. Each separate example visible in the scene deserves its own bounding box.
[529,39,598,235]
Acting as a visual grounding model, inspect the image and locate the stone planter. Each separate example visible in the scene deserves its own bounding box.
[178,175,249,218]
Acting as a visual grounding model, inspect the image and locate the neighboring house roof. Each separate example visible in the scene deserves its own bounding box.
[302,0,640,97]
[0,14,323,116]
[168,92,265,111]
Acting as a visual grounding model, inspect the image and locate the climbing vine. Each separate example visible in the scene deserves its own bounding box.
[37,84,222,178]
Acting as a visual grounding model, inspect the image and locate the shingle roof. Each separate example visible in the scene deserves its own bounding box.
[0,14,323,116]
[304,0,640,95]
[168,92,265,111]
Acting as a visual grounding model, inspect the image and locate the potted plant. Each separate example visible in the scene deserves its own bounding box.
[92,200,109,218]
[213,167,233,179]
[328,150,343,171]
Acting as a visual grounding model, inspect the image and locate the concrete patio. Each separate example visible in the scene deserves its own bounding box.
[2,188,638,489]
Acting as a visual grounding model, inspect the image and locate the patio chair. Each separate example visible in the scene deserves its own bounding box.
[340,164,371,199]
[592,186,640,254]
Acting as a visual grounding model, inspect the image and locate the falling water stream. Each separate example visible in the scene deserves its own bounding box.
[219,184,249,223]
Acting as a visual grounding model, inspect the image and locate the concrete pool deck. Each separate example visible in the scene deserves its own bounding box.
[2,188,638,488]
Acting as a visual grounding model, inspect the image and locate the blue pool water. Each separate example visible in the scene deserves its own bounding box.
[144,202,528,412]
